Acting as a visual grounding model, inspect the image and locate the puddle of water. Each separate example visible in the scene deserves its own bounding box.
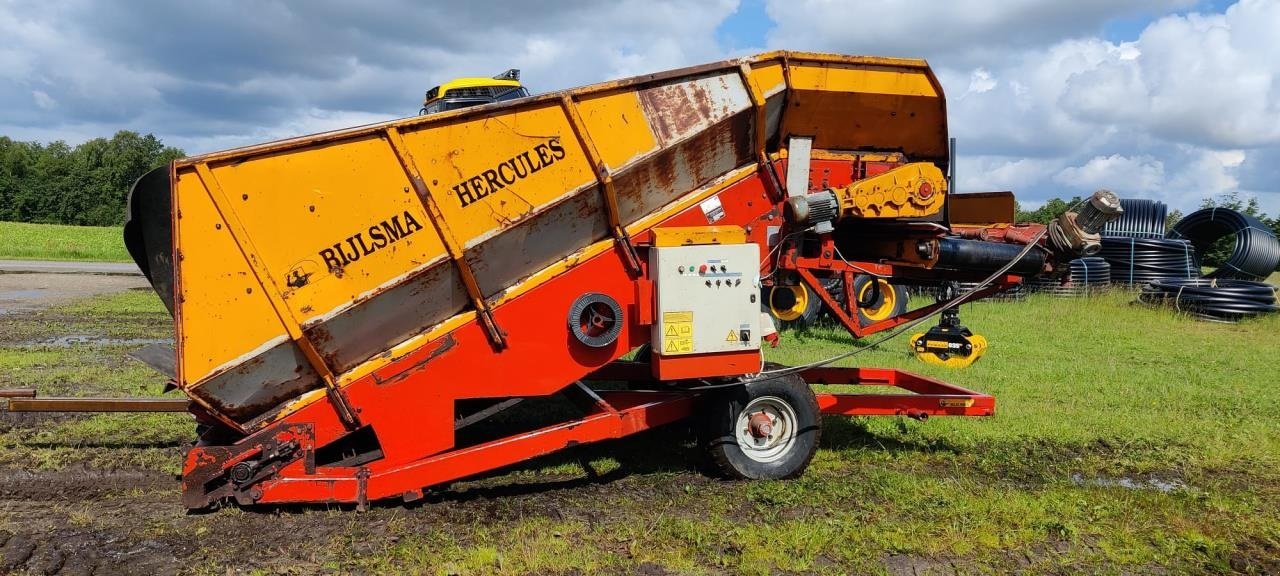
[1070,473,1188,493]
[1,289,49,299]
[21,336,173,348]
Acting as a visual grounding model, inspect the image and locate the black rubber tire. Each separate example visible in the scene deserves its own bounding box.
[767,283,823,329]
[851,275,909,327]
[700,372,821,480]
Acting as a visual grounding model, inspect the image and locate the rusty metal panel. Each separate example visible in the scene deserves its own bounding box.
[466,184,611,299]
[637,72,752,148]
[303,262,468,374]
[782,60,947,162]
[614,111,755,226]
[188,339,321,424]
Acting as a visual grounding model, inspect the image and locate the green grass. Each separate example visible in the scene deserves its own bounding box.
[355,287,1280,574]
[0,290,186,473]
[0,220,131,261]
[3,286,1280,574]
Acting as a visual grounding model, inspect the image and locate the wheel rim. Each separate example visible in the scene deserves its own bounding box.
[734,396,798,463]
[858,279,897,322]
[769,285,809,322]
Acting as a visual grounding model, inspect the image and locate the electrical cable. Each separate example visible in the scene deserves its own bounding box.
[1098,236,1198,285]
[725,224,1051,385]
[1137,278,1279,321]
[1167,207,1280,281]
[1103,198,1168,238]
[952,280,1026,301]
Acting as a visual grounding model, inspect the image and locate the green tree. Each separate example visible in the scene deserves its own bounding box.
[1015,196,1082,224]
[1164,208,1182,232]
[0,131,183,226]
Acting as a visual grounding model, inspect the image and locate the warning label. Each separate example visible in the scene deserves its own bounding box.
[662,311,694,354]
[725,330,738,342]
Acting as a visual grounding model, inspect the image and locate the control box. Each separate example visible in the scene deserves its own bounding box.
[651,244,760,356]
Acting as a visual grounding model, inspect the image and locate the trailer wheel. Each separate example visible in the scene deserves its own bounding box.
[701,373,820,480]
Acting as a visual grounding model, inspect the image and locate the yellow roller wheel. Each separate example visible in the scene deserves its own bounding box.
[857,278,898,323]
[768,284,821,327]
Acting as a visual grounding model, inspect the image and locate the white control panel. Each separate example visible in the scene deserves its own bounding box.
[652,244,761,356]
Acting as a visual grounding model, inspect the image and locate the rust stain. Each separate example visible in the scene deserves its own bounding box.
[637,82,716,147]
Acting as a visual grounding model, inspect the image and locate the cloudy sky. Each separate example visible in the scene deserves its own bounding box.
[2,0,1277,213]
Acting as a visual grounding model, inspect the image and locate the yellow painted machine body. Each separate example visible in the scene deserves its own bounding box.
[126,51,949,431]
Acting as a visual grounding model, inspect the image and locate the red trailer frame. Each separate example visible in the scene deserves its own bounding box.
[183,364,992,510]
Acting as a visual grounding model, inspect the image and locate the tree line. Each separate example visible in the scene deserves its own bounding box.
[1016,192,1280,270]
[0,131,184,227]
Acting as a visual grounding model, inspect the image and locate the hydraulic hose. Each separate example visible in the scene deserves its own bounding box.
[1103,198,1167,239]
[1168,208,1280,281]
[1137,279,1279,321]
[1098,237,1198,285]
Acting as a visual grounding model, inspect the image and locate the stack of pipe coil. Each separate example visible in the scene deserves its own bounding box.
[1098,236,1198,285]
[1097,198,1197,285]
[1168,208,1280,281]
[1103,198,1168,238]
[1137,279,1278,321]
[1095,203,1280,321]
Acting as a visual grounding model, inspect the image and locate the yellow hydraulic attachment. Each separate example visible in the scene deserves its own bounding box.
[784,162,947,230]
[836,162,947,219]
[909,305,987,368]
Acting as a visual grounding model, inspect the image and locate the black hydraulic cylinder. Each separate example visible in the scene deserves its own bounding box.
[935,237,1046,275]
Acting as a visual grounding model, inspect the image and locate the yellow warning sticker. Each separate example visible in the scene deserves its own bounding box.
[663,311,693,323]
[939,398,974,408]
[725,330,738,342]
[662,311,694,354]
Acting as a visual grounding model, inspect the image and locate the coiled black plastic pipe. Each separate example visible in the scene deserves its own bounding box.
[1138,278,1279,320]
[1103,198,1168,238]
[1098,237,1198,285]
[1168,208,1280,281]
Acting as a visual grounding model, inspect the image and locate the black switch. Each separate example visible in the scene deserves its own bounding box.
[739,329,750,342]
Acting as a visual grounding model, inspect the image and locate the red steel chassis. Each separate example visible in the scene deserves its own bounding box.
[185,367,992,509]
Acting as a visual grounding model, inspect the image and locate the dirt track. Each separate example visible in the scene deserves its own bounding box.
[0,272,148,315]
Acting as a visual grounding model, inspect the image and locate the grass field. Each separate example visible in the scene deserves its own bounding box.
[1,283,1278,574]
[0,220,131,261]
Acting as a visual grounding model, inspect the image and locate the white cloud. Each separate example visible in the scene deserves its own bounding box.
[1061,0,1280,148]
[2,0,1279,215]
[764,0,1193,66]
[1054,154,1165,194]
[31,90,55,110]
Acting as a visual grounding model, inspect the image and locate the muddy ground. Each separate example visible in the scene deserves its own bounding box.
[0,271,147,316]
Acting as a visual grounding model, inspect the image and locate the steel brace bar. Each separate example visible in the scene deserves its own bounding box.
[558,95,644,277]
[384,128,509,350]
